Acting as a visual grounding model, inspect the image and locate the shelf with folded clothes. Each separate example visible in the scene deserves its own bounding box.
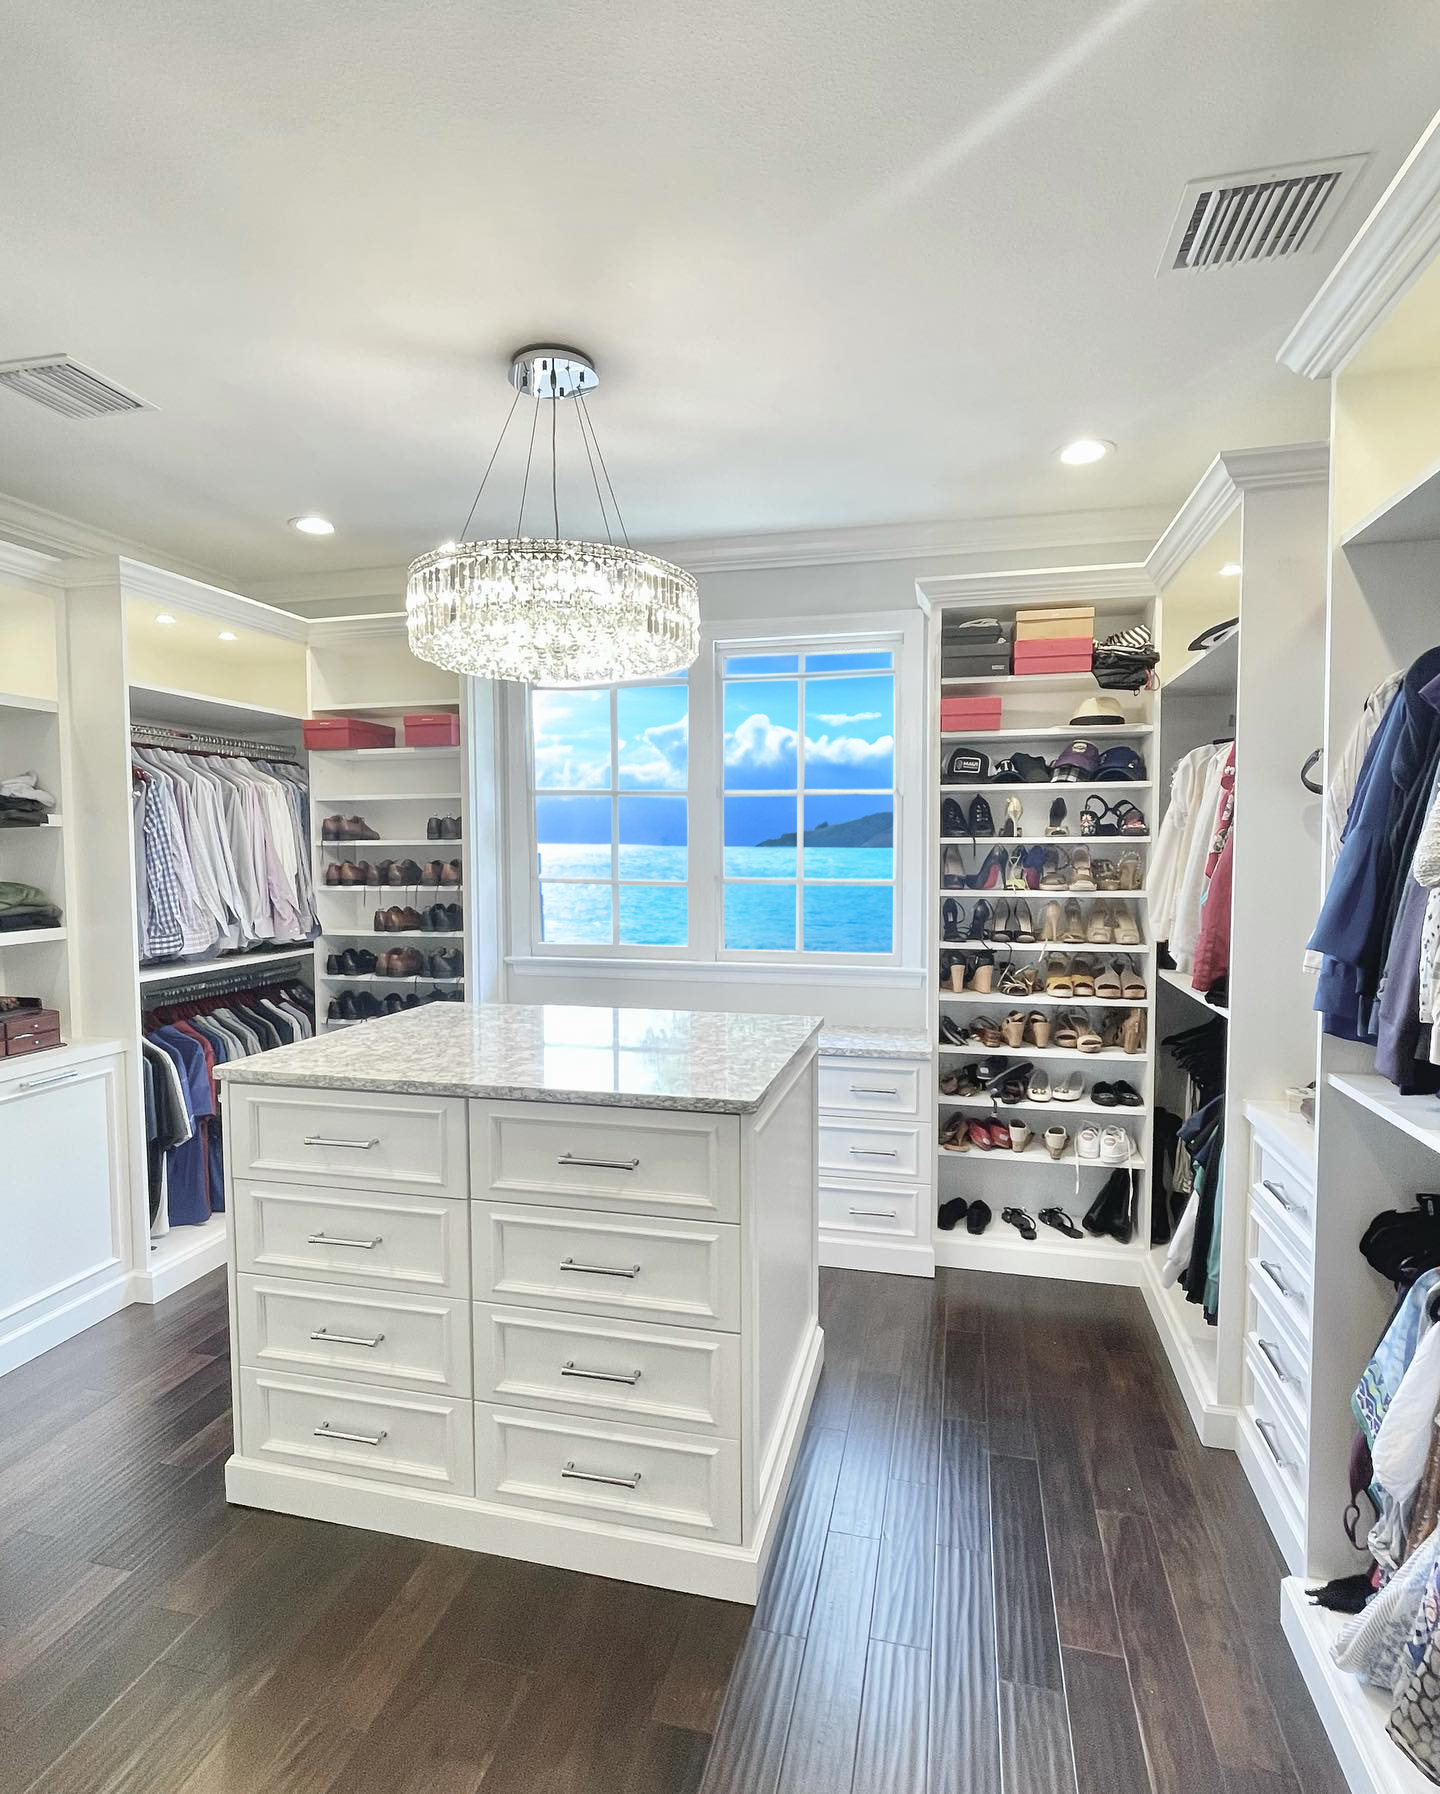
[137,945,313,984]
[1156,967,1231,1021]
[0,813,63,830]
[1328,1073,1440,1158]
[0,925,68,947]
[939,724,1155,741]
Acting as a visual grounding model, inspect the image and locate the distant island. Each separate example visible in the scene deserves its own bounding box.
[757,810,893,849]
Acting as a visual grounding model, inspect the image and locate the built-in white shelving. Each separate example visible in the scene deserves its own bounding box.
[940,724,1154,742]
[0,926,67,948]
[1163,630,1239,698]
[1329,1072,1440,1157]
[129,682,303,734]
[0,689,59,714]
[1157,966,1231,1021]
[138,944,312,985]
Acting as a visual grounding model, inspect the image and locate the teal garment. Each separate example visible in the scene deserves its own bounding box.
[1203,1156,1224,1321]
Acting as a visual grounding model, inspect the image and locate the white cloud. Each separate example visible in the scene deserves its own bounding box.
[812,710,881,726]
[619,715,689,790]
[724,712,894,783]
[805,731,895,772]
[532,739,609,789]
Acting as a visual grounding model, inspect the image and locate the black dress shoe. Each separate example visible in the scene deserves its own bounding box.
[326,952,342,975]
[965,1200,992,1234]
[427,816,442,840]
[326,998,341,1021]
[937,1197,969,1231]
[941,797,966,837]
[445,903,463,931]
[338,990,359,1021]
[356,991,384,1019]
[384,993,404,1015]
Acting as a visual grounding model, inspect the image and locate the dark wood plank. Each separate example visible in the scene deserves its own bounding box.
[937,1417,991,1551]
[775,1529,879,1794]
[1063,1646,1152,1794]
[753,1423,846,1637]
[829,1369,899,1537]
[889,1288,945,1485]
[981,1293,1034,1458]
[851,1640,928,1794]
[990,1454,1063,1692]
[870,1479,936,1650]
[699,1628,805,1794]
[929,1548,1001,1794]
[1100,1508,1226,1794]
[1000,1679,1079,1794]
[651,1598,752,1733]
[624,1723,712,1794]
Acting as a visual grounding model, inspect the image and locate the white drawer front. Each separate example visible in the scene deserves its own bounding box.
[1251,1211,1311,1335]
[1253,1152,1314,1251]
[237,1274,471,1395]
[473,1101,739,1222]
[474,1304,740,1434]
[472,1202,740,1332]
[240,1368,474,1494]
[234,1179,469,1298]
[818,1058,923,1120]
[1244,1365,1306,1521]
[1244,1315,1308,1443]
[229,1085,466,1197]
[819,1180,924,1240]
[476,1402,740,1543]
[818,1119,923,1182]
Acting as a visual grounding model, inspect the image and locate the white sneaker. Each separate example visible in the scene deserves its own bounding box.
[1100,1126,1131,1165]
[1076,1125,1100,1160]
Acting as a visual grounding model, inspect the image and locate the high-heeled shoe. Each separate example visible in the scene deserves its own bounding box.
[1004,849,1029,890]
[972,847,1007,890]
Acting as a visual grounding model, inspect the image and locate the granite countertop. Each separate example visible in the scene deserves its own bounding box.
[818,1024,934,1060]
[216,1002,823,1115]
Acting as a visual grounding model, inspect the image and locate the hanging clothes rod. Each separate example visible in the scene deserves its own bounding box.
[130,723,301,764]
[140,957,311,1005]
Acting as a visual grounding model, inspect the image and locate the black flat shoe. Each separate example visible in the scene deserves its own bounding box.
[966,1200,992,1235]
[1092,1082,1117,1106]
[1039,1207,1082,1239]
[937,1197,969,1231]
[1110,1080,1143,1107]
[1001,1206,1037,1240]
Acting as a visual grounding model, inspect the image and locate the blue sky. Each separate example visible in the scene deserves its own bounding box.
[532,683,688,793]
[724,672,894,792]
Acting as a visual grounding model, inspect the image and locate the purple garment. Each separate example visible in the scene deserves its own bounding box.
[1375,873,1440,1093]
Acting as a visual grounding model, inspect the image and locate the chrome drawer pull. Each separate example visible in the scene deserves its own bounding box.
[302,1135,379,1149]
[306,1232,382,1250]
[850,1085,898,1096]
[850,1205,898,1219]
[1255,1418,1291,1471]
[560,1256,641,1279]
[1259,1259,1291,1299]
[850,1147,899,1158]
[1261,1179,1295,1212]
[1256,1338,1289,1383]
[562,1459,641,1490]
[561,1360,643,1386]
[558,1153,640,1172]
[313,1421,387,1446]
[310,1327,386,1348]
[15,1069,79,1094]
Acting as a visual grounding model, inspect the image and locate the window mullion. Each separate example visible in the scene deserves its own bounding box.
[610,687,620,946]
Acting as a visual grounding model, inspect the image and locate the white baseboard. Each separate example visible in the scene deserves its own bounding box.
[819,1234,935,1278]
[226,1321,825,1605]
[130,1219,228,1305]
[0,1268,132,1377]
[1138,1259,1238,1450]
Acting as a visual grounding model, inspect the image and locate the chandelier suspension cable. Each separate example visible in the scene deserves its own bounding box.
[578,392,630,548]
[515,393,541,536]
[574,386,614,545]
[550,362,560,540]
[457,386,523,541]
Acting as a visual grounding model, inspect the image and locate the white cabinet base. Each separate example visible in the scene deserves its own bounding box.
[819,1234,935,1278]
[226,1319,823,1602]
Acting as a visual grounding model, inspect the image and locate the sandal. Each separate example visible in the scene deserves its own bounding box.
[1069,956,1097,998]
[1039,900,1063,942]
[1069,1011,1102,1054]
[1002,1206,1038,1240]
[1026,1010,1052,1049]
[1069,846,1096,891]
[1061,899,1086,943]
[1040,1207,1082,1238]
[942,845,967,888]
[1086,902,1114,945]
[1112,903,1141,947]
[1046,798,1069,837]
[1094,961,1122,999]
[949,958,969,993]
[1118,959,1146,1000]
[1039,848,1068,890]
[998,962,1037,996]
[996,1069,1032,1104]
[940,1117,968,1152]
[1094,856,1120,891]
[1120,1008,1147,1055]
[1005,848,1029,890]
[1002,1010,1027,1048]
[1053,1011,1080,1051]
[970,956,996,994]
[1043,957,1074,997]
[1000,796,1024,838]
[1012,899,1035,943]
[939,1070,961,1096]
[1117,850,1142,892]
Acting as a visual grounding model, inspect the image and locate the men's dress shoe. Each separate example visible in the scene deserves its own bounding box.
[337,991,359,1021]
[373,907,388,931]
[339,860,373,886]
[326,952,343,975]
[440,816,461,840]
[395,859,425,884]
[356,991,384,1019]
[326,998,341,1021]
[343,816,379,841]
[441,859,462,887]
[384,993,405,1015]
[397,906,423,931]
[445,903,463,931]
[394,946,426,977]
[430,949,461,979]
[324,862,343,885]
[403,993,421,1008]
[377,860,399,885]
[421,904,448,932]
[420,859,445,885]
[941,797,966,837]
[427,816,443,841]
[322,814,346,841]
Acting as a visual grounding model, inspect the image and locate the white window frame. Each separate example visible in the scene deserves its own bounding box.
[503,611,924,978]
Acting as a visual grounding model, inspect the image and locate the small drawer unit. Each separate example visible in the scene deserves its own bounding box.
[475,1403,741,1542]
[817,1058,924,1120]
[818,1180,924,1240]
[473,1101,739,1222]
[234,1179,470,1298]
[819,1118,924,1182]
[237,1275,471,1395]
[471,1202,740,1332]
[1250,1209,1312,1335]
[474,1303,741,1434]
[229,1085,467,1198]
[1245,1280,1310,1443]
[1242,1345,1307,1524]
[240,1368,475,1495]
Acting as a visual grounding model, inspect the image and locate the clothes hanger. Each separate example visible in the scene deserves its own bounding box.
[1300,747,1323,794]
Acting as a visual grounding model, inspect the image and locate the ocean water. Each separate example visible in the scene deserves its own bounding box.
[537,845,893,951]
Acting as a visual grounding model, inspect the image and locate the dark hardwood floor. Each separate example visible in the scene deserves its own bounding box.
[0,1266,1345,1794]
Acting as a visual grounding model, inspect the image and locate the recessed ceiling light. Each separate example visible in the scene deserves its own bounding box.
[289,514,335,536]
[154,612,177,625]
[1058,438,1113,466]
[1219,561,1242,577]
[218,630,238,642]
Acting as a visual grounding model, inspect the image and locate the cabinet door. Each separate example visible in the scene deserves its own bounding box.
[0,1057,123,1335]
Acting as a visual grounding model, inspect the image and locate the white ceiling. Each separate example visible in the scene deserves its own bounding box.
[0,0,1435,585]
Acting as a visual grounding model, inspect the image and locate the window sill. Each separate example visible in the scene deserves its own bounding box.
[505,955,927,988]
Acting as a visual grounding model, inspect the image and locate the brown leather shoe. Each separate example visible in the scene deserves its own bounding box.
[338,860,371,886]
[322,814,346,841]
[394,858,424,884]
[396,906,423,931]
[420,860,444,885]
[394,946,426,977]
[324,861,343,885]
[373,907,389,931]
[344,816,379,841]
[441,859,462,887]
[374,859,397,885]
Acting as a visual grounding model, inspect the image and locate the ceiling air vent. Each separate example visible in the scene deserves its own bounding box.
[1160,155,1367,273]
[0,354,154,419]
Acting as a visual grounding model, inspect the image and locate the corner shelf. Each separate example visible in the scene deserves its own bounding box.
[1157,967,1231,1021]
[0,689,59,714]
[0,926,67,947]
[932,1227,1144,1284]
[1329,1072,1440,1157]
[129,683,304,734]
[1163,631,1239,698]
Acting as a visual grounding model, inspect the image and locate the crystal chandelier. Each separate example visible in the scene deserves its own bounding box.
[406,345,699,684]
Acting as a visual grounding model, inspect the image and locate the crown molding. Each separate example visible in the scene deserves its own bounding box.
[0,540,61,593]
[0,487,224,584]
[56,555,311,643]
[306,612,408,647]
[916,562,1154,610]
[1145,444,1327,590]
[1280,111,1440,378]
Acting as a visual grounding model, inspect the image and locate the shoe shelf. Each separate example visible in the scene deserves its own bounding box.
[939,834,1152,847]
[1328,1073,1440,1159]
[940,1093,1148,1118]
[932,1227,1144,1282]
[324,974,463,985]
[937,1040,1145,1063]
[316,838,463,849]
[940,1141,1146,1170]
[939,671,1118,691]
[938,990,1147,1008]
[325,928,464,941]
[312,792,463,805]
[1156,967,1231,1020]
[940,725,1154,742]
[939,780,1153,794]
[939,886,1150,900]
[940,937,1155,954]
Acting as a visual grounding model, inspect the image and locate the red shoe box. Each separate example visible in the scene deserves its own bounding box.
[1012,637,1094,675]
[303,716,397,750]
[403,712,461,747]
[940,697,1002,730]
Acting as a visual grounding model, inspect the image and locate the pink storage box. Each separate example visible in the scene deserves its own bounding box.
[1012,637,1094,674]
[940,697,1002,729]
[403,712,461,747]
[302,716,396,750]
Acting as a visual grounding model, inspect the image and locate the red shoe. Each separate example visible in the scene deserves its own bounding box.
[966,1120,994,1151]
